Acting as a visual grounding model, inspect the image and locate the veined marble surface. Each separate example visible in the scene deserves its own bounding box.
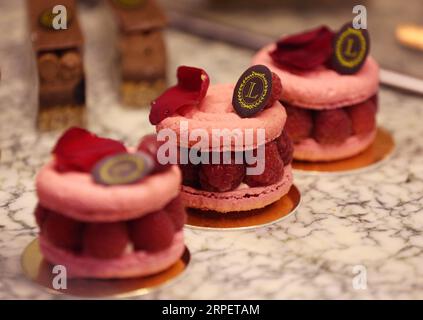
[1,1,423,300]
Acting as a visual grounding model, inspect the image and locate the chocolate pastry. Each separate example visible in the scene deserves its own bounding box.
[27,0,86,131]
[108,0,168,107]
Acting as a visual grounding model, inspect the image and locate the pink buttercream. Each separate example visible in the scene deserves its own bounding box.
[36,161,182,222]
[181,165,293,212]
[39,231,185,279]
[252,44,379,109]
[294,129,377,162]
[157,84,287,152]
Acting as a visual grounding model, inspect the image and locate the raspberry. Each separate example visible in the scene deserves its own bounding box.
[129,210,175,252]
[82,222,129,259]
[244,142,284,187]
[265,73,283,108]
[164,196,187,230]
[199,162,245,192]
[284,104,313,143]
[348,101,376,135]
[313,109,352,144]
[180,163,200,188]
[42,212,83,251]
[276,131,294,165]
[137,134,171,173]
[34,205,49,227]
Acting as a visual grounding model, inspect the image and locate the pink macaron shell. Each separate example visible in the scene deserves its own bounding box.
[39,231,185,279]
[294,129,377,162]
[156,84,287,152]
[36,161,182,223]
[181,165,293,213]
[252,44,379,109]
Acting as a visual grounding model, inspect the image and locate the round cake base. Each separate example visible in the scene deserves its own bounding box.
[186,185,301,230]
[21,239,190,298]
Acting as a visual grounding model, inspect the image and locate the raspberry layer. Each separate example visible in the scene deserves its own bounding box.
[181,165,293,213]
[36,161,181,222]
[156,84,287,152]
[252,44,379,109]
[294,129,377,162]
[37,199,185,256]
[285,99,377,161]
[179,132,293,192]
[39,231,185,279]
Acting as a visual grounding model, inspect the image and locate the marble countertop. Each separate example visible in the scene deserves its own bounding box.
[1,1,423,300]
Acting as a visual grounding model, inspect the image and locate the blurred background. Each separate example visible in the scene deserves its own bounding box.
[159,0,423,78]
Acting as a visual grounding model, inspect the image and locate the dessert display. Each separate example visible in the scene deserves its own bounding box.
[27,0,86,131]
[150,66,295,214]
[252,23,380,162]
[34,128,187,279]
[108,0,167,107]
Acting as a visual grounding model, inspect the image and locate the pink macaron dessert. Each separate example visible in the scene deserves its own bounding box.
[149,66,294,213]
[34,128,186,279]
[252,24,379,162]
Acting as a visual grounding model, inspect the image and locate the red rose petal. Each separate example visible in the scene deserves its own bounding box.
[270,26,335,71]
[149,66,210,125]
[53,127,127,173]
[278,26,328,47]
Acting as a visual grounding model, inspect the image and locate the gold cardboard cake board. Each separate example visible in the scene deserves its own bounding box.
[292,127,395,174]
[21,239,190,298]
[186,185,301,230]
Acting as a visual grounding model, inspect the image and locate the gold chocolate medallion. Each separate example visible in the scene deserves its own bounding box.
[332,22,370,74]
[232,65,273,118]
[91,152,154,186]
